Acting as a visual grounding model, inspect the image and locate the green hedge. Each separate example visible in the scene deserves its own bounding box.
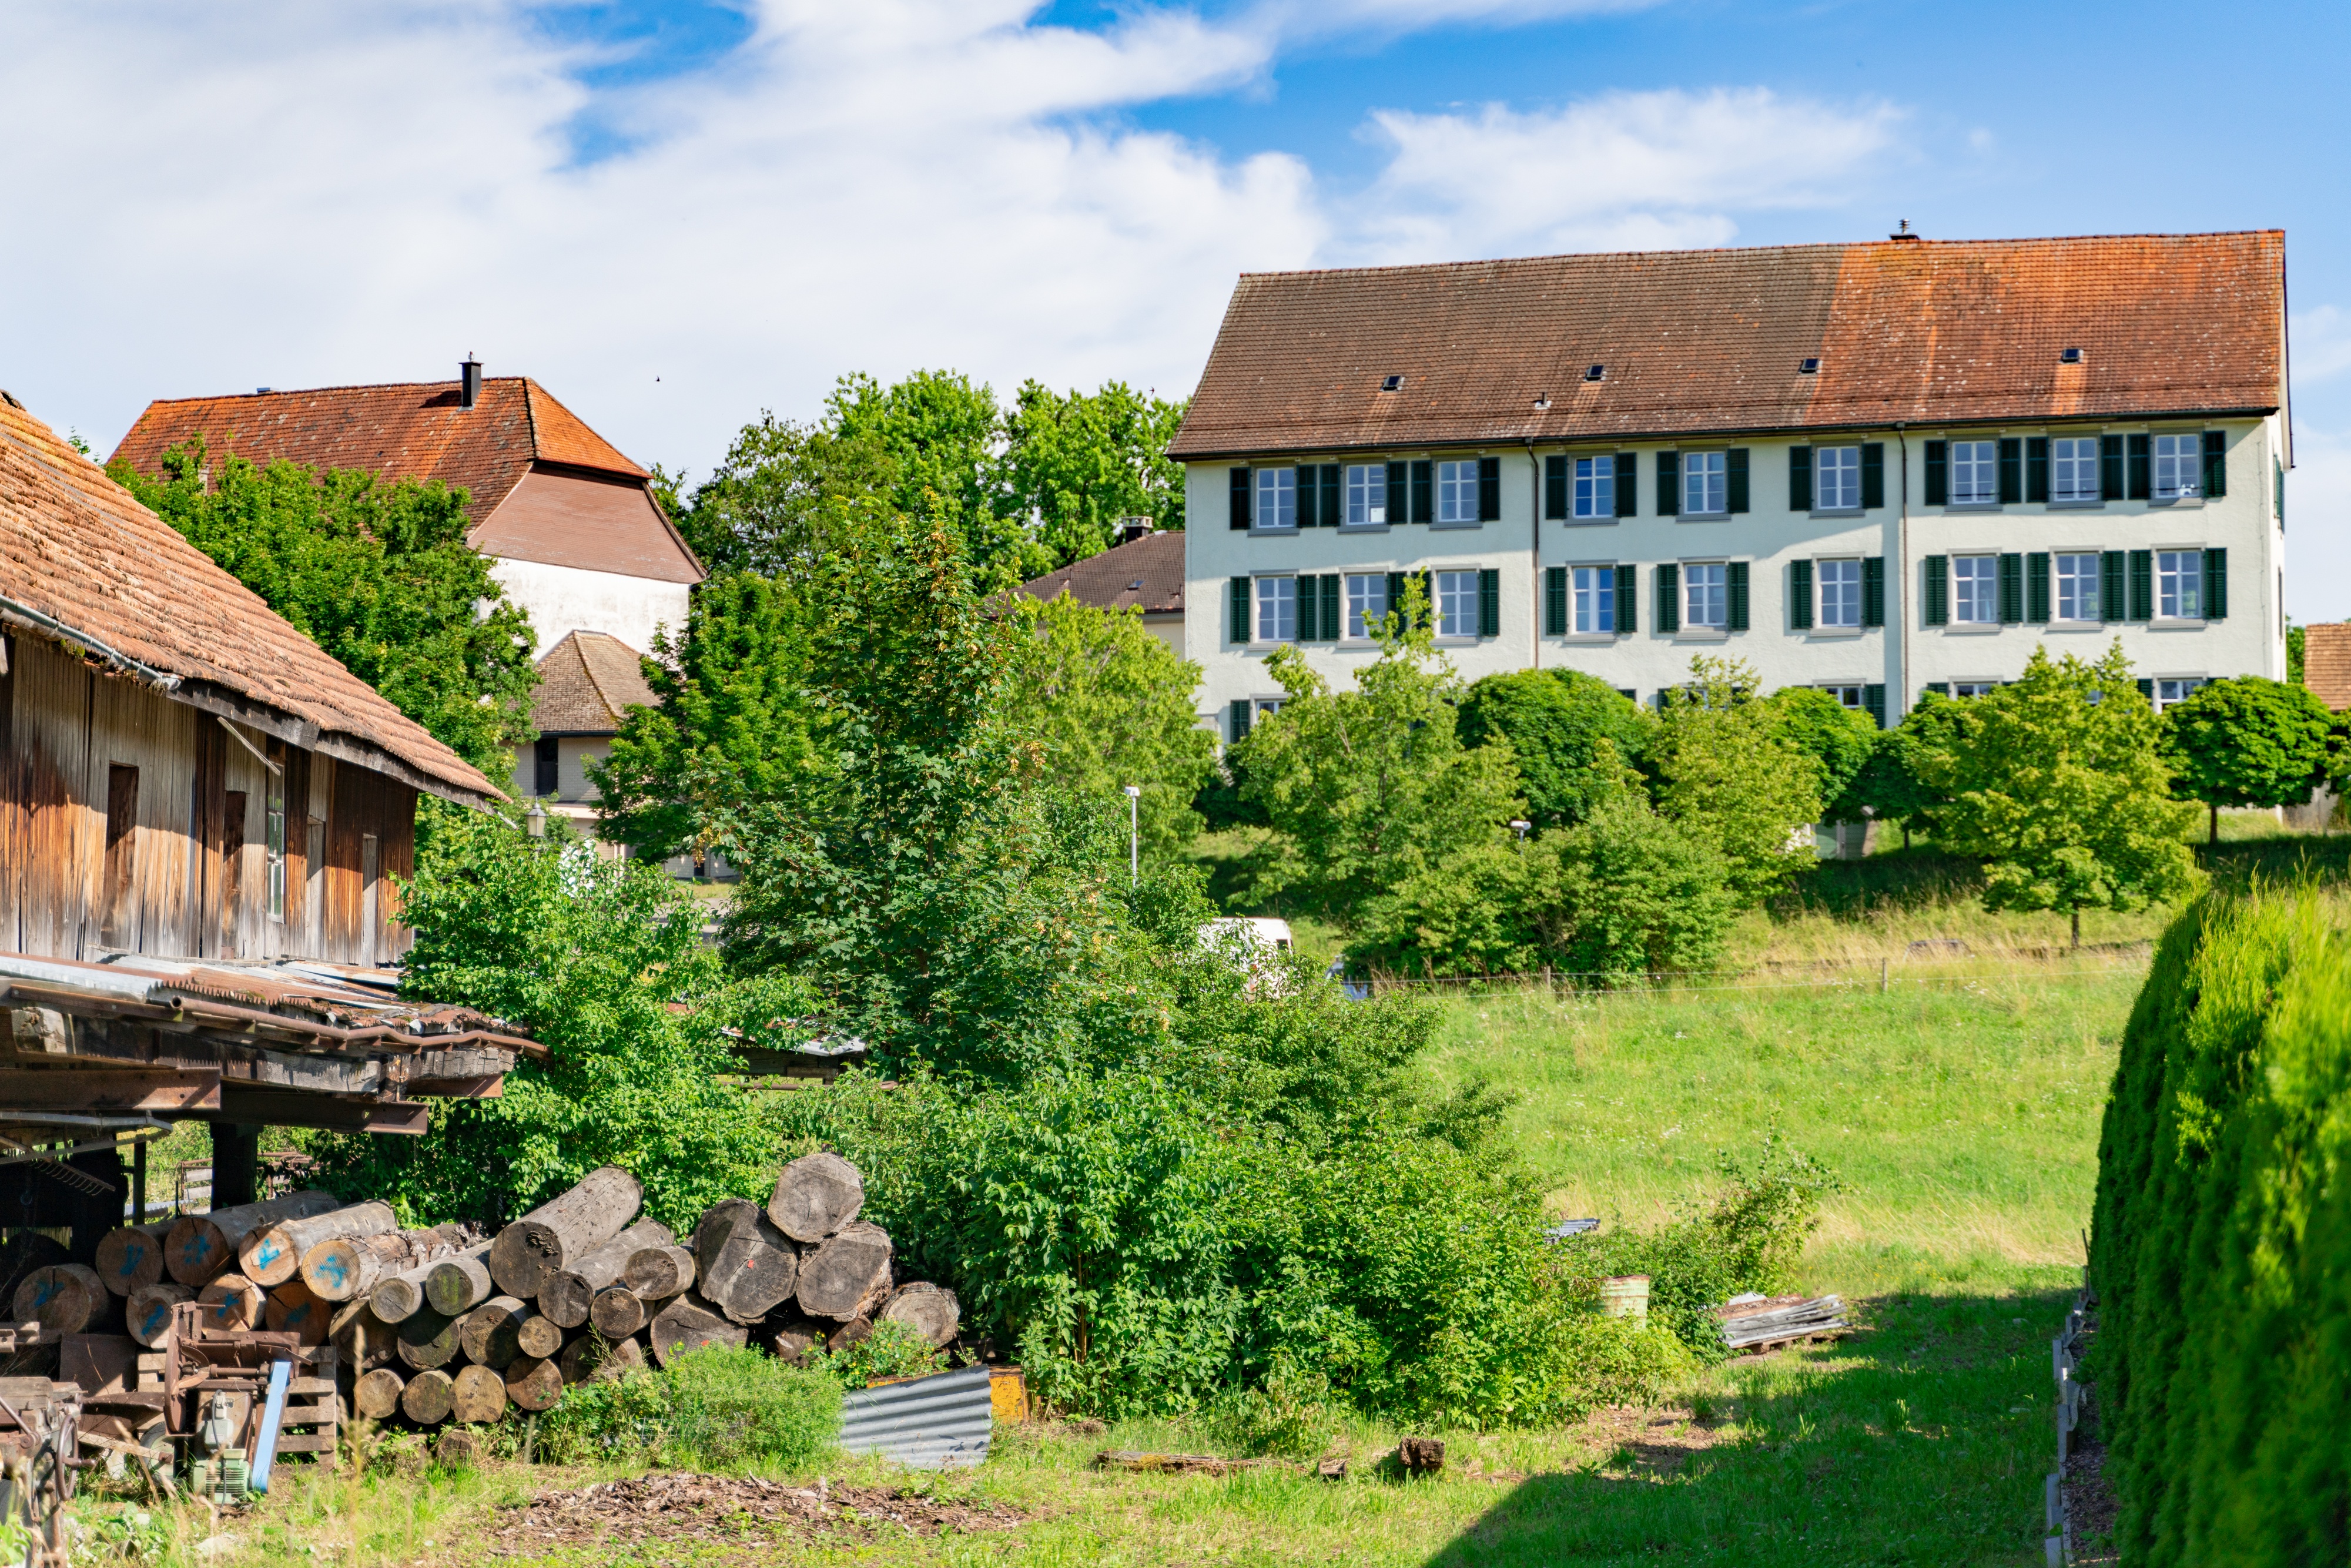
[2089,891,2351,1564]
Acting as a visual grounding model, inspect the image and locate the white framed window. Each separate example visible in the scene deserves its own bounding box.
[1817,558,1862,628]
[1344,574,1389,639]
[1950,440,1998,504]
[2053,437,2100,502]
[1254,576,1297,642]
[1435,461,1479,524]
[2157,550,2205,620]
[264,762,287,924]
[1573,457,1615,519]
[1435,570,1480,637]
[1344,464,1386,526]
[1572,565,1615,634]
[1821,684,1866,710]
[1684,562,1727,630]
[1953,554,1998,623]
[1682,451,1727,515]
[2154,434,2202,500]
[2154,677,2206,711]
[1952,681,2000,698]
[1254,696,1286,721]
[1255,467,1295,530]
[1817,446,1861,510]
[2055,552,2101,622]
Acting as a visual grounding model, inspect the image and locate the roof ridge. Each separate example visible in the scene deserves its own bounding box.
[138,377,532,407]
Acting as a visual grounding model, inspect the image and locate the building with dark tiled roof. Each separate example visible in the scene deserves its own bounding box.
[523,630,659,829]
[1173,230,2290,741]
[1017,527,1185,654]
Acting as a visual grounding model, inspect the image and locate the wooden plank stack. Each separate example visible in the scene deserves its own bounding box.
[1717,1293,1850,1353]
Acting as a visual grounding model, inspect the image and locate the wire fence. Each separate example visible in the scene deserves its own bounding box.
[1357,946,2154,999]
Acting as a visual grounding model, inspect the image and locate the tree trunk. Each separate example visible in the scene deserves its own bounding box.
[93,1222,174,1296]
[622,1245,696,1302]
[765,1320,822,1367]
[558,1332,646,1386]
[264,1279,329,1345]
[590,1287,646,1340]
[334,1300,400,1373]
[424,1250,497,1318]
[650,1294,748,1367]
[126,1282,192,1348]
[165,1190,342,1287]
[487,1167,644,1299]
[515,1314,565,1360]
[2072,907,2082,951]
[504,1355,564,1412]
[13,1264,104,1336]
[767,1152,865,1242]
[400,1368,456,1425]
[450,1364,509,1425]
[353,1367,405,1420]
[457,1296,529,1370]
[302,1225,470,1304]
[396,1307,463,1371]
[794,1222,894,1322]
[695,1200,799,1324]
[2211,802,2221,846]
[242,1201,397,1287]
[879,1282,961,1349]
[196,1274,264,1333]
[538,1219,673,1328]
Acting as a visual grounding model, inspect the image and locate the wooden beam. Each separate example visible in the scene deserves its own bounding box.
[195,1087,429,1137]
[408,1076,503,1100]
[0,1067,221,1113]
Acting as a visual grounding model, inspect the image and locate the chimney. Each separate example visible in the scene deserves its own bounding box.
[1889,219,1921,243]
[460,354,483,410]
[1118,515,1154,544]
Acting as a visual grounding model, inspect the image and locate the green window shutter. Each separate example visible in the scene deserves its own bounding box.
[1297,574,1319,642]
[1923,682,1950,699]
[1924,441,1948,505]
[2026,437,2049,503]
[2128,550,2154,621]
[1657,452,1680,516]
[1292,464,1315,531]
[1789,559,1814,630]
[2276,459,2286,525]
[1418,570,1436,629]
[2128,434,2152,500]
[2101,551,2128,623]
[1229,576,1251,642]
[1385,572,1406,627]
[1656,565,1680,633]
[1230,467,1251,530]
[1998,552,2023,624]
[1322,464,1345,527]
[2136,678,2155,702]
[1863,557,1886,627]
[2205,548,2228,620]
[1409,460,1433,524]
[1923,555,1948,626]
[1789,446,1813,512]
[1478,457,1502,522]
[2101,435,2125,502]
[1322,574,1342,636]
[2026,552,2050,624]
[1545,567,1567,635]
[1864,685,1886,730]
[1228,699,1251,743]
[1615,453,1638,517]
[1861,443,1885,509]
[1727,561,1750,631]
[1478,569,1501,636]
[1544,455,1568,520]
[1385,461,1408,522]
[2203,431,2227,499]
[1727,448,1750,513]
[1998,438,2022,504]
[1615,563,1637,634]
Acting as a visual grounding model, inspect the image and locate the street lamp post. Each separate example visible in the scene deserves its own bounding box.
[1123,785,1141,884]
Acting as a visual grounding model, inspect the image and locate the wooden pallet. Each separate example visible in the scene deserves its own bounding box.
[136,1336,341,1460]
[1730,1328,1852,1356]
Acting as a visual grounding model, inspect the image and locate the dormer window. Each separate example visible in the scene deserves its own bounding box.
[1380,374,1402,391]
[1584,364,1606,382]
[1799,357,1821,374]
[2061,347,2085,364]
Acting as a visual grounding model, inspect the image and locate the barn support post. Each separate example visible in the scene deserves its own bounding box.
[213,1123,262,1208]
[63,1147,122,1264]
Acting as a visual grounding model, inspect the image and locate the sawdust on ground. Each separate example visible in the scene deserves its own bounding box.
[489,1472,1027,1553]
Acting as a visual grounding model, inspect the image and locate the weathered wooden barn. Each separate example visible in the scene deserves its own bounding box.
[0,387,537,1251]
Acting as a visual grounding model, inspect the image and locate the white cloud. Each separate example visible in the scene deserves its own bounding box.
[2293,305,2351,384]
[1,3,1903,479]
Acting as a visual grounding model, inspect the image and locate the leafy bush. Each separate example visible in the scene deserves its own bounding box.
[1203,1361,1342,1459]
[813,1319,940,1389]
[1525,792,1737,981]
[1640,658,1824,904]
[662,1346,843,1470]
[1458,669,1653,829]
[534,1364,674,1465]
[1766,685,1877,819]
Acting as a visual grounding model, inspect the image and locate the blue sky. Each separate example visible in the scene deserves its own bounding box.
[6,0,2348,610]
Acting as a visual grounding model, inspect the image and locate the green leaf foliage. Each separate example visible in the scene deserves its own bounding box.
[1766,686,1878,819]
[2087,891,2351,1567]
[1825,696,1965,833]
[1641,658,1824,904]
[1523,791,1737,981]
[669,413,897,578]
[111,440,537,778]
[1456,669,1654,830]
[1916,644,2201,926]
[2160,675,2335,840]
[1000,593,1216,857]
[1003,379,1189,567]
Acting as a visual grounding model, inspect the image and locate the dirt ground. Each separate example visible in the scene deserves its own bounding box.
[488,1472,1029,1554]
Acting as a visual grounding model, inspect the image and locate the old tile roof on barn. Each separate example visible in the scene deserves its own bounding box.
[532,630,659,735]
[0,391,497,805]
[1168,232,2289,459]
[1019,531,1184,617]
[2304,624,2351,712]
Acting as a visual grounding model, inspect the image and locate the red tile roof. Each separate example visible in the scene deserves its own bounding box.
[1,391,497,805]
[1168,232,2288,459]
[1019,530,1184,617]
[532,631,659,735]
[2305,624,2351,713]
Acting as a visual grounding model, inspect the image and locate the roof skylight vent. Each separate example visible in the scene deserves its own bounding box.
[1380,374,1402,391]
[1799,357,1821,375]
[1533,393,1550,410]
[2061,347,2085,364]
[1584,363,1605,382]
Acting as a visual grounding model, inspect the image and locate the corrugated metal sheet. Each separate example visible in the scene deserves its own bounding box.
[836,1366,993,1470]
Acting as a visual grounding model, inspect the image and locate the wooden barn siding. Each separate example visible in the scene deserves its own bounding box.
[0,633,416,964]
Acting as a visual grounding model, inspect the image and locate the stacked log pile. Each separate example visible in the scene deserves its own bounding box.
[65,1152,956,1433]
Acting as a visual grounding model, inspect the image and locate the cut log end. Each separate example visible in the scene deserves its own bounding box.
[450,1364,509,1425]
[880,1283,961,1349]
[515,1314,565,1360]
[589,1287,647,1340]
[795,1222,893,1322]
[650,1295,749,1368]
[401,1368,456,1426]
[354,1367,406,1420]
[622,1245,695,1302]
[12,1264,103,1337]
[487,1167,645,1298]
[504,1355,564,1412]
[767,1151,866,1242]
[93,1223,172,1296]
[196,1274,264,1335]
[424,1254,494,1318]
[457,1296,528,1371]
[126,1283,193,1348]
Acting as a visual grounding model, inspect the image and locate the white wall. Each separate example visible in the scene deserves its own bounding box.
[489,556,692,659]
[508,735,612,805]
[1184,414,2285,729]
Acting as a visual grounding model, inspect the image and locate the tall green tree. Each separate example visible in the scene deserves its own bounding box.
[1826,695,1968,846]
[1918,643,2200,946]
[1767,687,1878,820]
[668,414,895,577]
[826,370,1027,585]
[113,440,537,778]
[1002,380,1188,568]
[1457,669,1653,830]
[2160,676,2336,843]
[1640,658,1823,903]
[1000,593,1215,856]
